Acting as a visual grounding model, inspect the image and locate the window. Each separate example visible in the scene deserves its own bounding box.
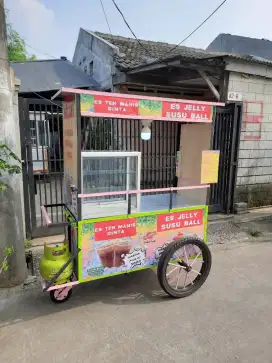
[84,65,88,73]
[30,128,37,146]
[37,120,50,147]
[89,61,94,75]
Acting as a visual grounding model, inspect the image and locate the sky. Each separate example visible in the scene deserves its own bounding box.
[4,0,272,61]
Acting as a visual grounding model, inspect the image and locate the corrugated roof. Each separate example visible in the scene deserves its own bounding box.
[11,59,100,93]
[207,34,272,62]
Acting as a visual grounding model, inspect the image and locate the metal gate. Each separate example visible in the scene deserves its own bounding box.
[19,98,64,238]
[209,103,242,213]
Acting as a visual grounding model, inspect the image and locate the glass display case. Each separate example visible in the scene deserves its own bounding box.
[81,151,141,219]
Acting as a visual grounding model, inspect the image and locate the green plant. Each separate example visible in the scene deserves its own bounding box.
[248,229,262,237]
[5,9,36,61]
[0,144,22,192]
[0,247,14,274]
[24,239,32,249]
[0,144,21,277]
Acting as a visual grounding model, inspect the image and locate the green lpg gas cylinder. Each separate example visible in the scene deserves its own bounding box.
[39,241,73,285]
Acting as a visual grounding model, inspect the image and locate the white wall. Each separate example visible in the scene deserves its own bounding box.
[228,71,272,206]
[73,29,117,90]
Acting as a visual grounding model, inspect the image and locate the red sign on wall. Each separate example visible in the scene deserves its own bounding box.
[243,101,264,140]
[157,210,203,233]
[94,218,137,241]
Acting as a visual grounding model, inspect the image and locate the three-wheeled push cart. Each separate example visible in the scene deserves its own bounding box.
[40,88,223,303]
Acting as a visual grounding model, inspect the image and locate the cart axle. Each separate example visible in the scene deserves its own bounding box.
[178,260,192,272]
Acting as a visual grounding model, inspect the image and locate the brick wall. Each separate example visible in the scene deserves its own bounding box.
[228,72,272,207]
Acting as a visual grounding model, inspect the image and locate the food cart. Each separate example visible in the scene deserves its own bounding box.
[40,88,223,303]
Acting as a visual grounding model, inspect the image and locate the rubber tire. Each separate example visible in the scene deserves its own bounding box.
[157,237,212,298]
[50,288,73,304]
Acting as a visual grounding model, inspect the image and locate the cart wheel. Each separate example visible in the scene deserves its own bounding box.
[157,237,211,298]
[50,287,72,304]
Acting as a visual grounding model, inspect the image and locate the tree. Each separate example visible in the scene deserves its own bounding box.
[5,10,36,61]
[0,144,22,192]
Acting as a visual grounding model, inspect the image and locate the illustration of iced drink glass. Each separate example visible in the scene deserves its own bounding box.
[114,240,131,267]
[97,242,115,268]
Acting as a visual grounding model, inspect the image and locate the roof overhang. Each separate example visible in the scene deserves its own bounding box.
[126,54,225,75]
[123,55,225,101]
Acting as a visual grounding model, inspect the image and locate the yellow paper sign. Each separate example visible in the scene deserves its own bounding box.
[201,150,220,184]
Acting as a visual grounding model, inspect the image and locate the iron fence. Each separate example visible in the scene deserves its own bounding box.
[20,98,64,238]
[209,103,242,213]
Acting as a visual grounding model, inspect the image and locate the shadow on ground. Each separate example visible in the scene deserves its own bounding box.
[0,268,172,327]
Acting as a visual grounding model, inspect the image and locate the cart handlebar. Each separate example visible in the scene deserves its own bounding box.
[41,204,74,228]
[41,205,52,226]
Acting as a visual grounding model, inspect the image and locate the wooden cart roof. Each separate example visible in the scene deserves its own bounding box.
[53,87,225,123]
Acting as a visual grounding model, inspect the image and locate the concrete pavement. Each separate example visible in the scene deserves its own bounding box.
[1,242,272,363]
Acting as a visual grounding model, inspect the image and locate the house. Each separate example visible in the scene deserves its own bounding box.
[72,29,272,211]
[207,33,272,62]
[72,29,228,101]
[207,33,272,208]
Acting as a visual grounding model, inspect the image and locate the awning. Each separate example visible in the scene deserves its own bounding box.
[52,87,225,123]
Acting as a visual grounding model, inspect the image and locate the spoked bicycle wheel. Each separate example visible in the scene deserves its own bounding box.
[157,237,212,298]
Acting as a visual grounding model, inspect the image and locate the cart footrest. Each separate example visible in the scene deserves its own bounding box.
[42,279,79,292]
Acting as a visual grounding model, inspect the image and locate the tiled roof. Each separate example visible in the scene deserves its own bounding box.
[92,31,272,70]
[93,31,223,69]
[11,59,100,93]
